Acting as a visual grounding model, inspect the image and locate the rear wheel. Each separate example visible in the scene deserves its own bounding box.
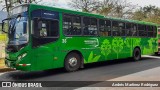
[133,48,141,61]
[64,53,81,72]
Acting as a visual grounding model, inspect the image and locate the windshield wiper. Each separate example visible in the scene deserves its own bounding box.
[10,15,22,33]
[9,15,22,39]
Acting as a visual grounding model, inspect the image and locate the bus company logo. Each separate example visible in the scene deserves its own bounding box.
[84,38,99,47]
[2,82,11,87]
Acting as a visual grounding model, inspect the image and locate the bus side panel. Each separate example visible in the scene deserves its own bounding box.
[142,38,158,55]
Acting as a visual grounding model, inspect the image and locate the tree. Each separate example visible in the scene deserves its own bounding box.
[131,9,145,21]
[132,5,160,24]
[68,0,101,13]
[96,0,116,16]
[0,0,42,15]
[109,0,136,19]
[69,0,136,18]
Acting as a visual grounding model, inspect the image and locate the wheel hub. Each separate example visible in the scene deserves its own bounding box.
[135,51,139,57]
[69,57,77,67]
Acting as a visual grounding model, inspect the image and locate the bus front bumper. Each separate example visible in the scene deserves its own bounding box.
[5,58,31,71]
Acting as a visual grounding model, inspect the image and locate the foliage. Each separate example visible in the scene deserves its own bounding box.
[69,0,160,24]
[132,5,160,24]
[108,0,136,19]
[68,0,101,13]
[100,39,111,59]
[69,0,136,19]
[0,0,42,13]
[87,51,101,63]
[96,0,116,16]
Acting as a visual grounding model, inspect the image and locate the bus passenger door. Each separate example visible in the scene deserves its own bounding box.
[31,10,60,70]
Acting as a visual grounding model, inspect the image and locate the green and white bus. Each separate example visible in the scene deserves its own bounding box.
[2,4,158,71]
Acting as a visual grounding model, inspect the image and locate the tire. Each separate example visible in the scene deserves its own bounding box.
[133,48,141,61]
[155,52,159,55]
[64,53,81,72]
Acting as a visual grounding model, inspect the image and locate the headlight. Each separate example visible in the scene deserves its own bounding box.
[18,53,27,60]
[22,53,27,58]
[18,55,22,60]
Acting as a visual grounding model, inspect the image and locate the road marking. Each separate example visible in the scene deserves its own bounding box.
[142,55,160,59]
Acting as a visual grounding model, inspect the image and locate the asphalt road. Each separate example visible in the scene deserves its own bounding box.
[0,56,160,89]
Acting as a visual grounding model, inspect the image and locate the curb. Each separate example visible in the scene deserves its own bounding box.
[0,68,15,73]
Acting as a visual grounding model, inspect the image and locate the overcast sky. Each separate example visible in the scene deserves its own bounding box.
[0,0,160,11]
[128,0,160,7]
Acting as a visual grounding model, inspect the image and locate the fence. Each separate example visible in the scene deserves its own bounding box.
[0,34,7,58]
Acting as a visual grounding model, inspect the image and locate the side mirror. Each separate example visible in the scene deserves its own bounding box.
[2,19,9,33]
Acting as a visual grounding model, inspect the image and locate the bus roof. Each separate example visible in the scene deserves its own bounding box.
[29,4,159,26]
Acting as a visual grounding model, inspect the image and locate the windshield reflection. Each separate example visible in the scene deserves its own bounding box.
[9,17,28,44]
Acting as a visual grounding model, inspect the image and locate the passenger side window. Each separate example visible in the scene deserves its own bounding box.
[126,23,137,36]
[32,18,59,47]
[63,14,82,35]
[112,21,120,36]
[83,17,98,36]
[40,22,47,37]
[99,19,111,36]
[112,21,125,36]
[72,16,81,35]
[153,26,157,37]
[132,24,137,36]
[63,15,72,35]
[118,22,125,36]
[147,26,153,37]
[138,25,146,37]
[34,19,59,37]
[147,26,157,37]
[126,23,132,36]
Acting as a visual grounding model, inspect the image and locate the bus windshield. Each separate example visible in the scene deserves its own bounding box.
[8,16,28,44]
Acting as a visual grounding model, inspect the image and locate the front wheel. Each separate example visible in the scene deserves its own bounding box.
[64,53,81,72]
[133,48,141,61]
